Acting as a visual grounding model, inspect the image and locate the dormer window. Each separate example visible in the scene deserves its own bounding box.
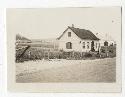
[68,32,71,37]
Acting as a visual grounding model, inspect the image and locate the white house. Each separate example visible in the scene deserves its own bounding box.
[57,25,100,52]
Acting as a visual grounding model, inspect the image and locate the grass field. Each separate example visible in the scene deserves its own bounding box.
[16,58,116,83]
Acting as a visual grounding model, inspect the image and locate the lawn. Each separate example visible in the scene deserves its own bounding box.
[16,58,116,83]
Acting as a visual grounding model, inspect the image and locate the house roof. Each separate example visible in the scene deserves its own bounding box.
[58,26,100,40]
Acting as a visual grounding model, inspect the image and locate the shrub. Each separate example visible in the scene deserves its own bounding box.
[84,52,92,57]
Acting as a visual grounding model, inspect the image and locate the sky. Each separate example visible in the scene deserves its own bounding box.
[6,7,121,41]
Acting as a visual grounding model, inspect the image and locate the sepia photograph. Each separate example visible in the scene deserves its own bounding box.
[7,7,122,92]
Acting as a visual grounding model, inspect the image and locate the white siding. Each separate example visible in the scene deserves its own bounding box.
[81,40,92,52]
[59,29,82,52]
[94,40,100,51]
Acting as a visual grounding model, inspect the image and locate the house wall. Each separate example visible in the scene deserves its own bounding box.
[81,40,100,52]
[59,28,100,52]
[94,40,100,51]
[80,40,92,52]
[59,29,82,52]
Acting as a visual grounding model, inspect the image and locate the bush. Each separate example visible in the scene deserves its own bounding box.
[84,53,92,57]
[16,47,64,62]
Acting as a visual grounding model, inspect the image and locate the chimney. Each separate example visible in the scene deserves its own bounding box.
[72,24,74,28]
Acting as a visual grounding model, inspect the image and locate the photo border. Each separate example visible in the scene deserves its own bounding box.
[7,7,122,93]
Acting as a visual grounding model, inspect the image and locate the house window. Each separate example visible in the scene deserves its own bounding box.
[87,42,89,49]
[83,42,85,49]
[66,42,72,49]
[68,32,71,37]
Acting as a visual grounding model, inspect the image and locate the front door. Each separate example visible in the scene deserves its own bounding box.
[91,41,95,52]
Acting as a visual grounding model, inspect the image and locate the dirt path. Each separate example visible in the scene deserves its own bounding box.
[16,58,116,83]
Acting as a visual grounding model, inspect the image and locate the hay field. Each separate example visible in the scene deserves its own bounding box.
[16,58,116,83]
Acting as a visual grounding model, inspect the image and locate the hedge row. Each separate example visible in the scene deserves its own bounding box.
[16,47,116,63]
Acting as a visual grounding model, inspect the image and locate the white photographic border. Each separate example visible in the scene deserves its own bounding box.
[7,7,122,93]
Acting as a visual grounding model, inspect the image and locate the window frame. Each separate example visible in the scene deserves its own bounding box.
[87,42,90,49]
[68,32,71,37]
[66,42,72,49]
[83,42,85,49]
